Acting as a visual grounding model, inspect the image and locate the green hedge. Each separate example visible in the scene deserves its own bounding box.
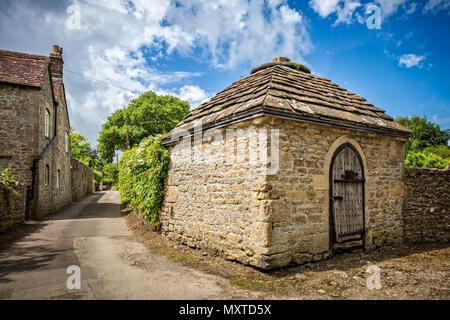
[118,135,170,228]
[405,151,449,169]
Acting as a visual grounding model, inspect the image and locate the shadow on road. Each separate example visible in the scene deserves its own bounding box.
[47,192,121,220]
[0,242,67,284]
[0,192,118,285]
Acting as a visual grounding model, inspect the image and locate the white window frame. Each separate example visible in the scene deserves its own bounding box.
[45,109,50,138]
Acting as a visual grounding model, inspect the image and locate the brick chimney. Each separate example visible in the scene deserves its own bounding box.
[50,45,64,78]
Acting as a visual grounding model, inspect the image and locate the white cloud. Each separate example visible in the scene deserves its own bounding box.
[319,0,418,25]
[0,0,312,148]
[334,1,362,25]
[309,0,341,17]
[358,0,414,24]
[309,0,362,25]
[398,53,426,68]
[376,0,408,20]
[432,114,450,126]
[405,2,418,14]
[175,85,210,108]
[423,0,450,14]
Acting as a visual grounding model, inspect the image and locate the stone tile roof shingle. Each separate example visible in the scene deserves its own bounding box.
[166,61,411,141]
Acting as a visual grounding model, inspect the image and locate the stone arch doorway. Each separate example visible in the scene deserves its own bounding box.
[329,143,365,248]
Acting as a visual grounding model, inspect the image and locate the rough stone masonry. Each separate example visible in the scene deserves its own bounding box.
[403,167,450,244]
[0,46,93,226]
[159,58,413,269]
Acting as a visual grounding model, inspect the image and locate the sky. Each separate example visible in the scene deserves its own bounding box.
[0,0,449,151]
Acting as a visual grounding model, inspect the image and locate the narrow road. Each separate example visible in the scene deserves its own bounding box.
[0,191,237,299]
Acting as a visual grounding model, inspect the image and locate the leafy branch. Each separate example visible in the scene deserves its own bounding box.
[0,167,20,196]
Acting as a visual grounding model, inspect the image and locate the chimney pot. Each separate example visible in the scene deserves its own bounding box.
[273,57,290,63]
[52,45,63,55]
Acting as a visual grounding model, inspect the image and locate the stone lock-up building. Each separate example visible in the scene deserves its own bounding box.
[0,45,92,220]
[160,57,411,269]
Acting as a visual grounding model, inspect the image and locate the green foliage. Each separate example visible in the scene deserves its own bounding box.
[395,115,450,153]
[396,115,449,169]
[70,126,92,165]
[404,152,449,169]
[422,145,450,159]
[70,127,102,170]
[71,127,104,189]
[97,91,190,163]
[103,163,118,185]
[93,170,103,191]
[118,135,170,228]
[0,167,20,196]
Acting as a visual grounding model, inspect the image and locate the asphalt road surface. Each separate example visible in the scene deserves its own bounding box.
[0,191,237,299]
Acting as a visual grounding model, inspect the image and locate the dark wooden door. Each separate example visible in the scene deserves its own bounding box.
[330,144,365,243]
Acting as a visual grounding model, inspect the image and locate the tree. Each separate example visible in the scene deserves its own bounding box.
[70,127,102,170]
[97,91,190,163]
[103,163,118,186]
[395,115,450,153]
[70,126,92,166]
[423,145,450,159]
[396,115,450,169]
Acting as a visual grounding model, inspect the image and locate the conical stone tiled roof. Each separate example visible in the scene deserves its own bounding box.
[164,58,411,143]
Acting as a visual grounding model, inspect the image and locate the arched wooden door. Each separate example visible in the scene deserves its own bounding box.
[330,143,365,244]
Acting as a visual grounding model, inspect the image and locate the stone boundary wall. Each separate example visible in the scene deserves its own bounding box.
[403,167,450,243]
[0,182,26,232]
[71,158,93,202]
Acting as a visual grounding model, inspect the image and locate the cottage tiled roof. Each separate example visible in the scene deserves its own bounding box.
[165,59,411,141]
[0,50,50,88]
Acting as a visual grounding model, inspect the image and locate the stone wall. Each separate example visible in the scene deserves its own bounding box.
[160,115,408,269]
[261,117,407,268]
[403,168,450,243]
[160,119,270,267]
[0,83,40,184]
[0,182,26,232]
[0,68,74,219]
[71,158,93,202]
[32,70,73,218]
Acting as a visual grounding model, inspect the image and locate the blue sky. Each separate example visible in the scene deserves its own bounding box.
[0,0,449,149]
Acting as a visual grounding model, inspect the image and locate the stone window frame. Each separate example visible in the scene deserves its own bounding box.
[45,108,50,138]
[56,169,61,189]
[44,165,49,186]
[65,130,69,153]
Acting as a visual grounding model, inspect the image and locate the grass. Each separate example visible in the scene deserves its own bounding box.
[232,278,305,296]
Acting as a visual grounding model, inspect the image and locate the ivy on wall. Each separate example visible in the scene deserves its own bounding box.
[118,135,170,228]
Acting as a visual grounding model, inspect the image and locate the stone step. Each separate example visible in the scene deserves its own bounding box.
[333,239,363,251]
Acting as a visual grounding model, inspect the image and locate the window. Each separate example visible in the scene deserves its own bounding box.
[56,169,61,188]
[45,109,50,138]
[44,165,49,186]
[65,131,69,153]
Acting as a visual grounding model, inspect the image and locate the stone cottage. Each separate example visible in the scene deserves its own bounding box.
[160,57,411,269]
[0,45,91,220]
